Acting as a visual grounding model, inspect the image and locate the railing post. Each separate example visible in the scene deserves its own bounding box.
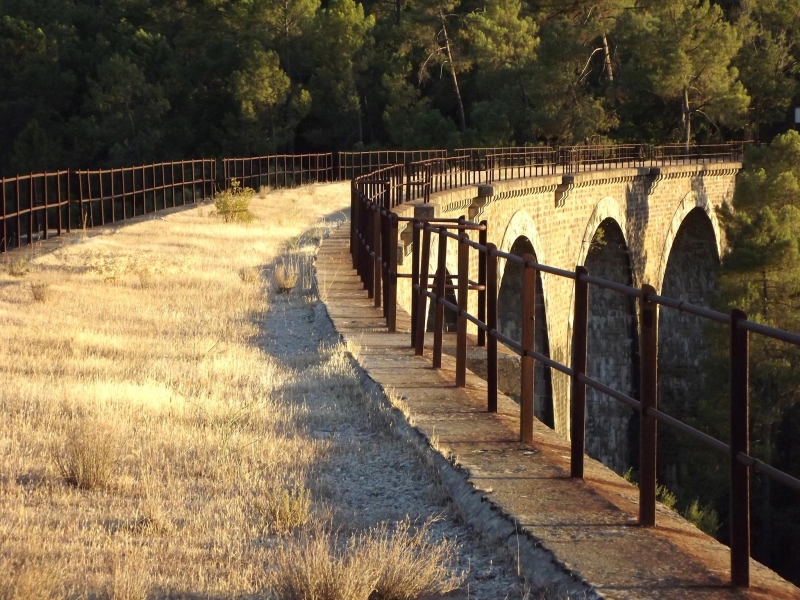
[570,266,589,478]
[432,228,447,369]
[351,182,358,267]
[411,220,421,347]
[387,214,398,332]
[520,254,536,444]
[730,308,750,587]
[415,226,432,356]
[639,284,658,527]
[486,243,498,413]
[373,206,382,308]
[455,230,469,387]
[478,222,488,347]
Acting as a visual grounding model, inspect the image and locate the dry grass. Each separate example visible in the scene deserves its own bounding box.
[29,282,51,303]
[53,416,120,490]
[238,266,262,285]
[273,258,300,293]
[0,183,355,597]
[270,519,464,600]
[5,257,29,277]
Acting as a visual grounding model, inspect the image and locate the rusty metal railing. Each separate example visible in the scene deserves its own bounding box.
[350,148,799,589]
[74,160,216,229]
[222,153,333,190]
[338,150,447,181]
[1,171,71,253]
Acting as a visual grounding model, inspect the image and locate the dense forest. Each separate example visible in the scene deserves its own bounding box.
[1,0,799,175]
[2,0,800,586]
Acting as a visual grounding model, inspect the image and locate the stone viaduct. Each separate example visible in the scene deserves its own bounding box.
[391,161,741,478]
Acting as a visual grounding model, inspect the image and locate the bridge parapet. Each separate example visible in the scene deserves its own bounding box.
[349,153,800,589]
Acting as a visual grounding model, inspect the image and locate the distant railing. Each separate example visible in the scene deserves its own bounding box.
[338,150,446,181]
[222,153,333,190]
[1,144,748,254]
[75,160,216,229]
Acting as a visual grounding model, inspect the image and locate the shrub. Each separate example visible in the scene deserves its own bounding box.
[252,484,311,534]
[273,259,299,293]
[683,498,721,536]
[238,266,262,285]
[54,419,120,490]
[214,179,256,223]
[6,257,29,277]
[30,282,52,303]
[269,519,463,600]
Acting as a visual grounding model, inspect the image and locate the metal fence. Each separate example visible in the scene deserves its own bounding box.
[350,156,800,589]
[1,144,748,254]
[338,150,447,181]
[222,153,333,191]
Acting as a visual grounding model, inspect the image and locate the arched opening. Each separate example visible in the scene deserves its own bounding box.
[657,208,719,492]
[426,270,458,333]
[584,218,639,475]
[497,236,554,428]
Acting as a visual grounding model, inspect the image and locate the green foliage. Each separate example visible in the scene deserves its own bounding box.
[213,180,256,224]
[682,498,720,536]
[618,0,749,143]
[0,0,796,173]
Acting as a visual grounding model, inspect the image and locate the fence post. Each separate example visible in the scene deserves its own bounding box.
[373,206,381,307]
[570,266,589,478]
[351,182,358,268]
[411,220,421,347]
[520,254,536,444]
[432,228,447,369]
[730,308,750,587]
[639,284,658,527]
[478,221,488,347]
[415,225,432,356]
[387,214,398,332]
[455,231,469,387]
[486,243,498,413]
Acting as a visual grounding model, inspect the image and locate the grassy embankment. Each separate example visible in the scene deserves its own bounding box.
[0,183,464,599]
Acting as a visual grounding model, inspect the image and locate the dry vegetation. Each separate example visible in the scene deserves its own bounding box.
[0,183,472,598]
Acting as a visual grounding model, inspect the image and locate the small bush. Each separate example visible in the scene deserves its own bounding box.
[6,257,29,277]
[238,266,262,285]
[252,484,311,534]
[54,419,120,490]
[214,179,256,223]
[683,498,720,536]
[0,556,60,599]
[273,259,299,293]
[269,519,463,600]
[30,282,52,303]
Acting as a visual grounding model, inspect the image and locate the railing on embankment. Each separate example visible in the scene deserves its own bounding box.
[0,143,746,254]
[348,146,800,590]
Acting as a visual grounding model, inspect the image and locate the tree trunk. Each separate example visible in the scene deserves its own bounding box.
[682,87,691,148]
[439,12,466,133]
[602,34,614,82]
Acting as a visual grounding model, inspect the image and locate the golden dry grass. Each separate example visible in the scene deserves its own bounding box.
[0,183,363,597]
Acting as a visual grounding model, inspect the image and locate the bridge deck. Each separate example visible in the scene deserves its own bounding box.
[317,224,799,600]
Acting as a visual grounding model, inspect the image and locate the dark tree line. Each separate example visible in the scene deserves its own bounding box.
[2,0,799,175]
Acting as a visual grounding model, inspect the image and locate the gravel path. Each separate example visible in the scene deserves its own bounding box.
[256,236,532,599]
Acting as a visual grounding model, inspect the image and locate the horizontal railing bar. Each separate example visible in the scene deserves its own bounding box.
[523,349,574,377]
[577,374,641,410]
[646,407,730,453]
[648,293,732,325]
[740,319,800,345]
[738,452,800,492]
[580,273,643,298]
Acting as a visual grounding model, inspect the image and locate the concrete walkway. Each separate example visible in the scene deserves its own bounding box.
[317,225,799,600]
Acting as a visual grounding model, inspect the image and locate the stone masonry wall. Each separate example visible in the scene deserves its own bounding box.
[390,164,739,468]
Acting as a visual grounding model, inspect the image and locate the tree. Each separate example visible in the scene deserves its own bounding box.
[619,0,749,144]
[734,0,800,137]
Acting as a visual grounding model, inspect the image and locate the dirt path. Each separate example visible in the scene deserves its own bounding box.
[258,228,530,599]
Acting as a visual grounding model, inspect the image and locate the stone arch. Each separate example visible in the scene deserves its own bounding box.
[655,190,722,293]
[426,269,458,333]
[657,206,720,491]
[583,217,640,475]
[497,210,551,334]
[576,196,629,272]
[497,235,555,428]
[419,232,460,334]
